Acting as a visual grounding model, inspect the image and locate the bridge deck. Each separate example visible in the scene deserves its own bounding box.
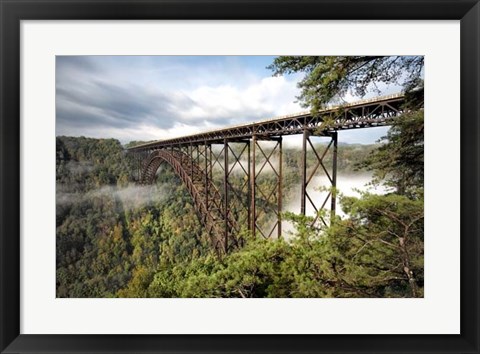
[128,93,406,151]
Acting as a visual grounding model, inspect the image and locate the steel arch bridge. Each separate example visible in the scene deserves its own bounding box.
[127,93,418,254]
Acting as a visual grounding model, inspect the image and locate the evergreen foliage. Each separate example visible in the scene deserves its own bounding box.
[267,56,423,111]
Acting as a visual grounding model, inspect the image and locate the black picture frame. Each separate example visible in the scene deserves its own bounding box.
[1,0,479,353]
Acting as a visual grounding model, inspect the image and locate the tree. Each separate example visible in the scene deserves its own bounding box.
[357,110,424,196]
[268,56,424,111]
[269,55,424,196]
[268,55,424,297]
[329,193,424,297]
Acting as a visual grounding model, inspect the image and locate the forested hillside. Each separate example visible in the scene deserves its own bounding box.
[56,130,423,298]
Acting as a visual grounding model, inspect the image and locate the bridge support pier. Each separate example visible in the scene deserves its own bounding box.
[250,136,256,237]
[226,139,251,248]
[223,139,229,254]
[204,142,210,229]
[207,139,251,252]
[300,130,338,226]
[330,131,338,220]
[250,136,283,239]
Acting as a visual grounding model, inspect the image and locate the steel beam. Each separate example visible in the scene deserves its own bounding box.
[277,137,283,239]
[223,139,229,253]
[204,142,209,225]
[247,140,251,237]
[300,129,308,215]
[250,135,256,237]
[330,132,338,219]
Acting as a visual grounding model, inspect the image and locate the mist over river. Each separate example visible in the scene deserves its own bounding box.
[282,173,390,238]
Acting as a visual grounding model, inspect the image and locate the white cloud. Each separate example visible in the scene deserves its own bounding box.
[177,75,302,124]
[57,56,307,143]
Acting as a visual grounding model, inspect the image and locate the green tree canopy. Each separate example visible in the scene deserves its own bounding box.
[357,110,424,196]
[269,55,424,195]
[268,56,424,111]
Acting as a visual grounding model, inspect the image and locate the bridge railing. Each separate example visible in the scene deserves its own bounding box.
[126,93,406,152]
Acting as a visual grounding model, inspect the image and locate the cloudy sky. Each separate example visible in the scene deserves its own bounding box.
[56,56,396,145]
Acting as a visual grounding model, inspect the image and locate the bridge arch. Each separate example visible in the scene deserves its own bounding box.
[140,149,239,253]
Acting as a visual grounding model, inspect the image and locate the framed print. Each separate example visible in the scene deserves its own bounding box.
[1,0,479,353]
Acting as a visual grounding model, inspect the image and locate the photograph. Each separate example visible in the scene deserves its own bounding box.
[2,0,478,351]
[56,55,424,298]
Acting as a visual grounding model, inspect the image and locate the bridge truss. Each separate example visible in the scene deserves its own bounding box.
[128,93,413,254]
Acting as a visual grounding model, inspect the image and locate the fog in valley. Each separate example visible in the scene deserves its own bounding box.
[281,173,390,238]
